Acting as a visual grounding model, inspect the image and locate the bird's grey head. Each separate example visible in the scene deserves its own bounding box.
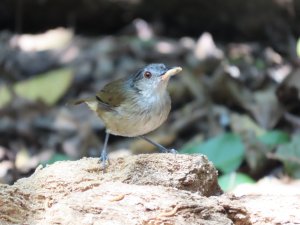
[129,63,182,96]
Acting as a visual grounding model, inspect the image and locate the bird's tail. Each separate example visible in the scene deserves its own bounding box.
[67,97,98,111]
[66,98,87,105]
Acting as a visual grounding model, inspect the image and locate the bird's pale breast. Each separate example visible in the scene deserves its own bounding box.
[98,92,171,137]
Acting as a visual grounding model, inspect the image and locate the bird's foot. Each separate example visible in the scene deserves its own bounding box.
[100,150,109,171]
[159,148,177,154]
[168,148,177,154]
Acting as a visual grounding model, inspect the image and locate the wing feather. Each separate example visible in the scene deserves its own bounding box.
[95,79,126,110]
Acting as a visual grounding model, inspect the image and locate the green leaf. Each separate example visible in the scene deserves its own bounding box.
[180,135,203,153]
[218,172,255,192]
[297,38,300,58]
[255,59,266,70]
[14,68,73,105]
[230,113,266,137]
[180,133,245,173]
[258,130,289,148]
[43,153,72,165]
[0,86,12,108]
[275,135,300,178]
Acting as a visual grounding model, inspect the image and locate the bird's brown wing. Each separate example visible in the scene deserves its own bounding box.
[95,79,126,110]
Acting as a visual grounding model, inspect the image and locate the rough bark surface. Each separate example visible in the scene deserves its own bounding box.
[0,154,298,224]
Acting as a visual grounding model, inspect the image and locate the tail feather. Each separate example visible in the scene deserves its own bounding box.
[67,97,98,112]
[67,98,87,106]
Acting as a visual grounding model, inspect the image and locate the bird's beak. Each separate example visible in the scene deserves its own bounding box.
[161,66,182,81]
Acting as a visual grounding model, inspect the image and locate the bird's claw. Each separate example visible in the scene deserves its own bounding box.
[100,150,109,171]
[169,148,177,154]
[160,148,177,154]
[167,148,177,154]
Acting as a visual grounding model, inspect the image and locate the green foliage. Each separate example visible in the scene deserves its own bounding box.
[43,153,72,165]
[275,135,300,178]
[0,68,73,108]
[0,86,12,108]
[218,172,255,192]
[297,38,300,58]
[254,59,266,70]
[181,129,289,175]
[258,130,290,148]
[15,68,73,105]
[230,113,266,137]
[180,133,245,173]
[180,135,203,153]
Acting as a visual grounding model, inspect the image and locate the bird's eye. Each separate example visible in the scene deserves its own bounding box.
[144,71,152,79]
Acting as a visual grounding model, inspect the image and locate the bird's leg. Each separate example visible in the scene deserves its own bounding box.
[100,131,110,170]
[139,135,177,154]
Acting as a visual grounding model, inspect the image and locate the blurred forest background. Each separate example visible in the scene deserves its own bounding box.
[1,0,300,191]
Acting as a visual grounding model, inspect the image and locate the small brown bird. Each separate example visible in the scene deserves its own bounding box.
[72,63,182,168]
